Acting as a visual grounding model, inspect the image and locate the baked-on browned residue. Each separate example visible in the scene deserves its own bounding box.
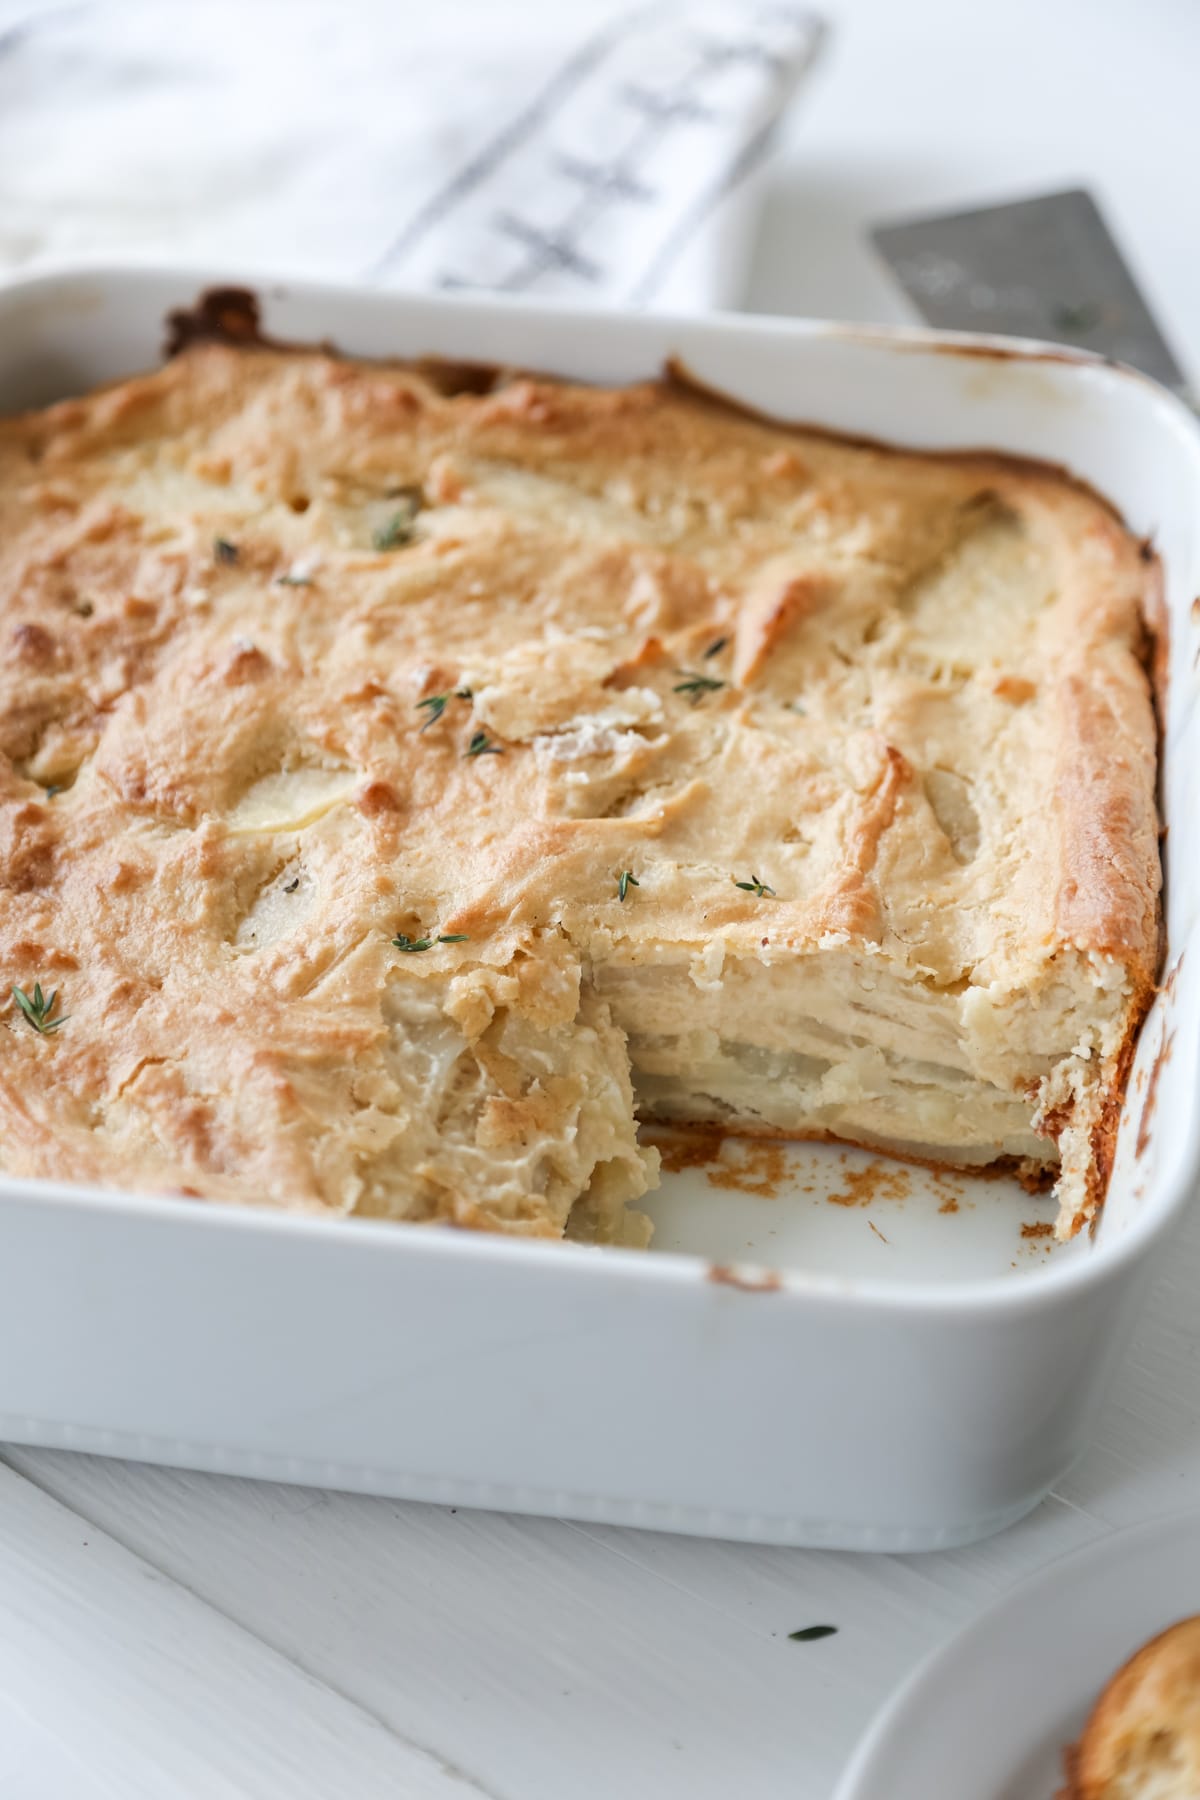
[930,1170,964,1213]
[704,1142,791,1198]
[1021,1220,1055,1239]
[649,1129,727,1175]
[164,287,268,357]
[1136,1029,1175,1158]
[650,1132,940,1208]
[645,1131,790,1197]
[827,1165,911,1208]
[707,1263,783,1293]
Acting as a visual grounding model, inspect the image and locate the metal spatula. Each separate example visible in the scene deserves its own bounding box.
[870,187,1191,401]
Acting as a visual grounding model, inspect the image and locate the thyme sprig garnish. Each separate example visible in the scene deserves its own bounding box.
[465,730,503,758]
[733,874,775,897]
[11,982,67,1035]
[391,932,471,953]
[417,688,473,732]
[617,870,639,902]
[703,636,728,659]
[213,537,240,565]
[373,487,423,550]
[673,669,725,700]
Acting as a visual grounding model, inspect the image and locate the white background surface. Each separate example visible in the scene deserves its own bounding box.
[3,1,1200,1795]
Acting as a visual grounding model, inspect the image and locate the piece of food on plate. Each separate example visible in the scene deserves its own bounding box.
[0,338,1161,1241]
[1064,1614,1200,1799]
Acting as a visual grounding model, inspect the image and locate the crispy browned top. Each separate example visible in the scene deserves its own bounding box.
[0,344,1161,1205]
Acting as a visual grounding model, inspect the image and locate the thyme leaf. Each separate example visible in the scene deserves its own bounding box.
[788,1625,838,1643]
[733,874,775,898]
[373,488,423,550]
[213,537,240,565]
[617,871,639,902]
[416,688,473,732]
[703,636,728,659]
[465,731,503,758]
[417,694,449,730]
[391,932,471,953]
[11,982,67,1035]
[673,670,725,700]
[373,514,416,551]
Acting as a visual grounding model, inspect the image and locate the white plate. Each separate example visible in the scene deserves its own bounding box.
[835,1508,1200,1800]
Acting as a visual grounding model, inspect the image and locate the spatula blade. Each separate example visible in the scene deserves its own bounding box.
[871,187,1187,394]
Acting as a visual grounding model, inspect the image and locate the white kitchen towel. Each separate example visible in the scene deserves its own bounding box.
[0,1,824,309]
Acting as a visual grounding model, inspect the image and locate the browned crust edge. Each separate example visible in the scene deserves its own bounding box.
[663,356,1145,529]
[1064,519,1170,1233]
[1074,996,1155,1238]
[640,1118,1054,1193]
[1143,543,1171,985]
[159,287,1157,534]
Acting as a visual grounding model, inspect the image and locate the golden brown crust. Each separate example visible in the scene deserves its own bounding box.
[1052,665,1160,982]
[0,344,1161,1234]
[644,1118,1053,1186]
[1068,1616,1200,1799]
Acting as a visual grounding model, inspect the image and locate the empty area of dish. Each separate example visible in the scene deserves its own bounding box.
[640,1131,1067,1282]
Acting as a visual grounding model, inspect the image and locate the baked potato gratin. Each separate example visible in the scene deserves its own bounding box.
[0,335,1161,1244]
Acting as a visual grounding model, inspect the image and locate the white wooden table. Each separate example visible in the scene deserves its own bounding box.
[4,1,1199,1793]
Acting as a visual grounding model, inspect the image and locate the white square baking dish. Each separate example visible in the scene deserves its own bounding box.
[1,266,1197,1551]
